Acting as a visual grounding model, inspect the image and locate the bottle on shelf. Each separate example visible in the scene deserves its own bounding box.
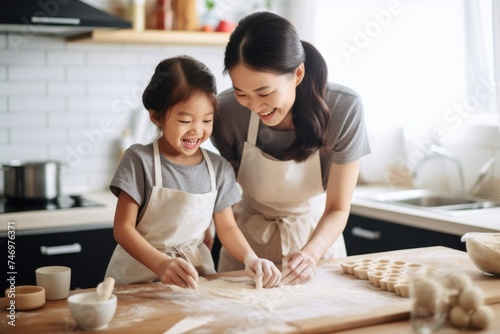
[172,0,199,31]
[151,0,174,30]
[129,0,145,31]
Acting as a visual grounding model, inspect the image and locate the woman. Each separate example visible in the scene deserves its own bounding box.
[211,12,371,285]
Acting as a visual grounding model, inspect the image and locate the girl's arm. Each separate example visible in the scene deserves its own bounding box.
[281,160,360,285]
[214,207,281,288]
[113,191,198,288]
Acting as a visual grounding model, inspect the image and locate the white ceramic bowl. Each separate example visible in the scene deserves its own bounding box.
[4,285,45,311]
[462,232,500,276]
[67,292,117,330]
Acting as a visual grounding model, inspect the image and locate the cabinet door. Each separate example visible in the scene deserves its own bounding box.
[1,227,116,295]
[344,215,466,256]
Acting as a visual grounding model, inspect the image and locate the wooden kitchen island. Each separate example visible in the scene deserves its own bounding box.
[1,247,499,333]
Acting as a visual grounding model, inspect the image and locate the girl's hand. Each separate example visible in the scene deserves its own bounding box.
[280,251,317,285]
[244,255,282,289]
[157,258,199,289]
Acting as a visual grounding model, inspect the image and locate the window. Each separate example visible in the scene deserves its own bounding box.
[301,0,499,134]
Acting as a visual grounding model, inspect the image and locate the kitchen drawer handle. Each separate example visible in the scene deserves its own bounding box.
[351,227,381,240]
[40,243,82,256]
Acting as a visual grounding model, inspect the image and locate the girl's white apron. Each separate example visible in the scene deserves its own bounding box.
[105,140,217,285]
[218,112,346,272]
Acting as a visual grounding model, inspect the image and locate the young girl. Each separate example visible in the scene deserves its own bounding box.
[105,56,281,289]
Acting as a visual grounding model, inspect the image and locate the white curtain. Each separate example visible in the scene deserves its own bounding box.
[464,0,498,116]
[493,0,500,129]
[300,0,468,131]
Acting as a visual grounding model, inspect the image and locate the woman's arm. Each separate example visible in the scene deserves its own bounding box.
[281,160,360,285]
[113,191,198,288]
[214,207,281,288]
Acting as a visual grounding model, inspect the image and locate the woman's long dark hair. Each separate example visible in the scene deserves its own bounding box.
[224,11,330,162]
[143,55,217,127]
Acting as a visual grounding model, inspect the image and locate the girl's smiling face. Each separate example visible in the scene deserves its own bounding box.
[229,63,304,130]
[151,92,214,162]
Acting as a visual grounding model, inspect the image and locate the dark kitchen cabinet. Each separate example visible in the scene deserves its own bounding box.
[343,214,466,256]
[1,225,116,296]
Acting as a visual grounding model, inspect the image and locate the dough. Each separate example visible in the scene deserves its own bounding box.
[449,305,470,328]
[470,305,494,330]
[411,277,445,312]
[443,273,471,292]
[459,287,485,312]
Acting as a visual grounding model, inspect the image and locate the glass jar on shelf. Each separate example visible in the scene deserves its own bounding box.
[150,0,174,30]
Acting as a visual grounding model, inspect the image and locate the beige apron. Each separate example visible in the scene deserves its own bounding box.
[218,112,346,272]
[105,141,217,285]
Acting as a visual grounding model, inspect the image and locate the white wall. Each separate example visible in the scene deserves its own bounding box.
[0,33,231,194]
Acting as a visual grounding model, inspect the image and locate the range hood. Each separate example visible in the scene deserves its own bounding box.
[0,0,131,37]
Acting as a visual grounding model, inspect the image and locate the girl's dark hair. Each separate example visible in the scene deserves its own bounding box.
[143,55,217,126]
[224,11,330,162]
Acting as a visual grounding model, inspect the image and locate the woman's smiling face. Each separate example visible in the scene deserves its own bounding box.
[229,63,304,130]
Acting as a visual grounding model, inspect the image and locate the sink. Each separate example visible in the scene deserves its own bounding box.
[371,189,500,213]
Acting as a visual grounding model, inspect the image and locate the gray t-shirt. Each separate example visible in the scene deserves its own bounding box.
[212,83,371,190]
[110,143,241,224]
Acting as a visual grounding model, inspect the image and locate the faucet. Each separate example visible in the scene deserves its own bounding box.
[412,144,465,193]
[469,157,496,194]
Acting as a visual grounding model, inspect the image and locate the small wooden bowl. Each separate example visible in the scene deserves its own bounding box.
[4,286,45,311]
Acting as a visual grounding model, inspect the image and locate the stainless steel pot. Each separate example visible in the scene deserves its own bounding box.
[2,161,62,201]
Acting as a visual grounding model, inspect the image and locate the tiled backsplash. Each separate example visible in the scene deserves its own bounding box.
[0,33,231,194]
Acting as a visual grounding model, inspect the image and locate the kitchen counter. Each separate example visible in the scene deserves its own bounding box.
[352,185,500,236]
[1,246,499,333]
[0,192,116,233]
[1,185,499,236]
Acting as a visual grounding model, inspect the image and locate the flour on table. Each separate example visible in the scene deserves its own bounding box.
[166,264,402,317]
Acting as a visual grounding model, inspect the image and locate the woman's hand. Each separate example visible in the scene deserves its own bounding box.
[244,255,282,289]
[280,251,317,285]
[157,258,199,289]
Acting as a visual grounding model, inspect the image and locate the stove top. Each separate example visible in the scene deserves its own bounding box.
[0,195,104,214]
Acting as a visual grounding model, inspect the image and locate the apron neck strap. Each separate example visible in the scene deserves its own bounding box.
[153,140,162,187]
[201,148,216,191]
[247,112,260,145]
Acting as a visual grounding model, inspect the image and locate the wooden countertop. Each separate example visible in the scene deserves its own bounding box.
[1,247,499,333]
[334,303,500,334]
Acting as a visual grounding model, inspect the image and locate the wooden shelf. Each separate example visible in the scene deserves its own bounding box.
[67,29,230,46]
